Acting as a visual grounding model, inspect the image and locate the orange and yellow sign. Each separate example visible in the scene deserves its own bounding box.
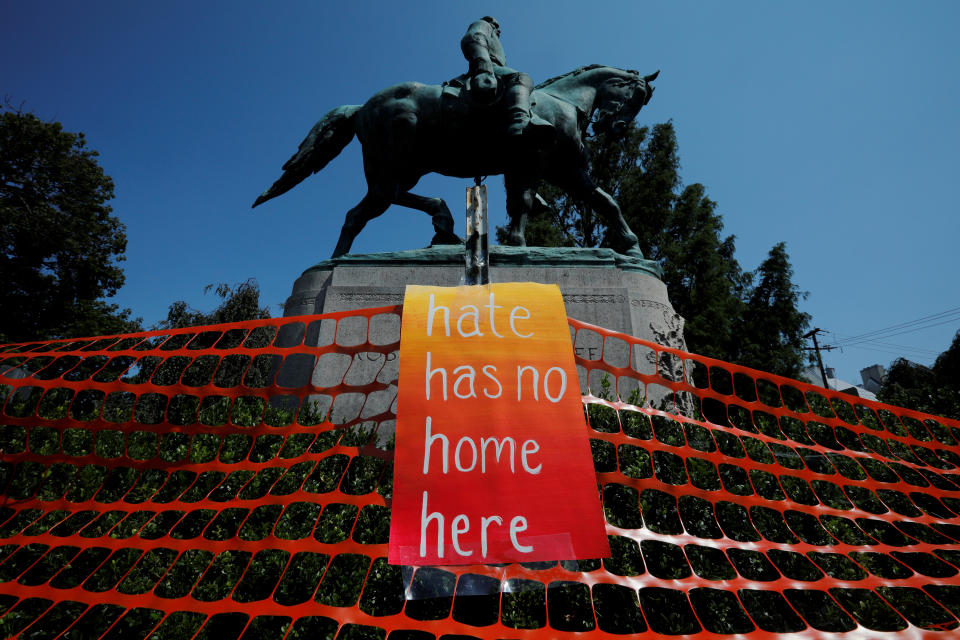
[388,283,609,565]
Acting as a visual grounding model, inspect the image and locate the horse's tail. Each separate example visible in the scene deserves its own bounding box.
[252,104,361,208]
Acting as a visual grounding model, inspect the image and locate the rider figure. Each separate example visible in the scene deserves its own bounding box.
[461,16,536,139]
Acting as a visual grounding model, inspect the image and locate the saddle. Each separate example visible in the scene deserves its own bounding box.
[441,74,554,138]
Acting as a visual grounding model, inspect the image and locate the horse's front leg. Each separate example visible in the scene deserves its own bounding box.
[502,174,538,246]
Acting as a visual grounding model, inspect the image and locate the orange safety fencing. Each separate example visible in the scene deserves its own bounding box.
[0,305,958,639]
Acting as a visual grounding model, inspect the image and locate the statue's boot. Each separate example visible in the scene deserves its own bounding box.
[504,73,554,140]
[503,74,555,176]
[528,112,555,139]
[507,111,556,146]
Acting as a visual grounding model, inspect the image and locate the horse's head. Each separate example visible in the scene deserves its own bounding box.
[593,69,659,136]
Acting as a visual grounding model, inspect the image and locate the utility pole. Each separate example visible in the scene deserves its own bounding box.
[802,328,831,389]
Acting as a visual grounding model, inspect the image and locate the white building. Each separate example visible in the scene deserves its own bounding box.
[800,364,884,401]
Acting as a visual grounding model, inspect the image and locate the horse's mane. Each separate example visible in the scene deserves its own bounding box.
[535,64,604,89]
[535,64,638,90]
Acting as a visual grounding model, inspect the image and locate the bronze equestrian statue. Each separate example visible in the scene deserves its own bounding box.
[253,18,658,259]
[460,16,549,141]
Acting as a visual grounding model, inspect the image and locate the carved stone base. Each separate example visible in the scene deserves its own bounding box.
[281,246,689,413]
[284,245,686,352]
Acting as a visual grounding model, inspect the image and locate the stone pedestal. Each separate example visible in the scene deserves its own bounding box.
[281,246,690,416]
[283,245,686,351]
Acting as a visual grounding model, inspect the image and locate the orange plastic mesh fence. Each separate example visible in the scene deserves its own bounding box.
[0,306,959,639]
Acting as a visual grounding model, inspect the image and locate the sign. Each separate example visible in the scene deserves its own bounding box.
[388,283,609,565]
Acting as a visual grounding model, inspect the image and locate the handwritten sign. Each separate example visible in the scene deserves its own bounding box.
[388,283,609,565]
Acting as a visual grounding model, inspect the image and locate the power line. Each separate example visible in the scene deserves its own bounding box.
[830,307,960,345]
[836,316,960,348]
[831,306,960,344]
[838,343,939,360]
[834,337,940,356]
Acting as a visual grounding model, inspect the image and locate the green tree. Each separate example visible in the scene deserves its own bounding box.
[611,123,750,360]
[496,201,576,248]
[619,122,681,260]
[658,183,748,360]
[733,242,811,378]
[879,330,960,420]
[157,279,272,329]
[0,108,140,342]
[935,331,960,392]
[499,122,763,365]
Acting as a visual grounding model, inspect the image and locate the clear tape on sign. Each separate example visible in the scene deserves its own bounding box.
[399,532,575,600]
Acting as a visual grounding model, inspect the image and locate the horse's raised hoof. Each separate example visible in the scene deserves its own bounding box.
[430,230,463,246]
[619,245,646,260]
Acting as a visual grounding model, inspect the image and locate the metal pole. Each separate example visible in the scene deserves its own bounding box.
[804,328,830,389]
[465,180,489,285]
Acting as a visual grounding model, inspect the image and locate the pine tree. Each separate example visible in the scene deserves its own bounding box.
[619,122,680,260]
[496,121,810,375]
[734,243,811,378]
[659,184,747,360]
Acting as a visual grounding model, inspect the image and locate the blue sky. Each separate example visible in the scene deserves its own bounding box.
[4,1,958,383]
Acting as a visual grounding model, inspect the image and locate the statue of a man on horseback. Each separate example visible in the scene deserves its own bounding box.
[459,16,546,142]
[253,18,658,259]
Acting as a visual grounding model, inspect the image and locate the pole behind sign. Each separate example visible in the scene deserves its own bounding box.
[464,182,489,285]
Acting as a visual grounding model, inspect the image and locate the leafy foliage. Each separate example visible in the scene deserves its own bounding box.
[156,279,272,329]
[732,242,811,378]
[498,121,811,376]
[879,330,960,420]
[0,108,140,342]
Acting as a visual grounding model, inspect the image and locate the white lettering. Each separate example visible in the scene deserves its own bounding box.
[423,417,448,474]
[451,514,472,556]
[455,436,478,472]
[457,305,483,337]
[420,491,444,558]
[517,365,539,401]
[452,365,477,399]
[426,294,450,337]
[510,516,533,553]
[521,439,542,474]
[425,352,447,401]
[481,515,503,558]
[543,367,567,403]
[480,436,516,473]
[509,306,533,338]
[482,364,502,399]
[484,293,504,338]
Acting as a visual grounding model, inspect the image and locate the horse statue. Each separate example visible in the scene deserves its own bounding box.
[253,64,659,259]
